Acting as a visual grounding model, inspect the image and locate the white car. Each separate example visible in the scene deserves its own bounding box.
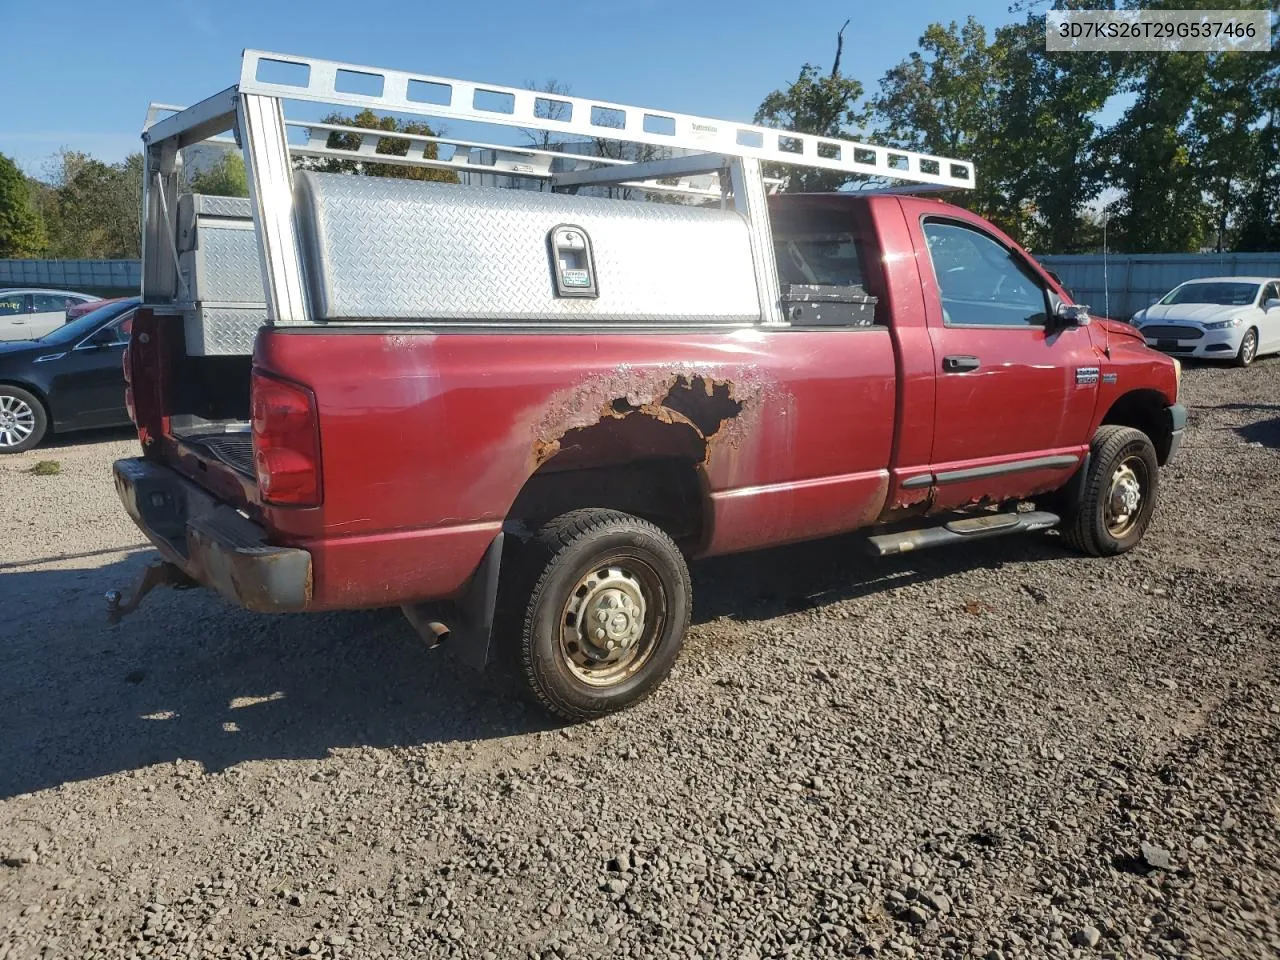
[1131,276,1280,367]
[0,289,102,342]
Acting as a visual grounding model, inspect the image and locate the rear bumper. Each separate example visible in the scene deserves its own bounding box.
[113,457,312,613]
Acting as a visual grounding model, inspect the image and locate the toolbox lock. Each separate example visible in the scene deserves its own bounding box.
[548,224,598,299]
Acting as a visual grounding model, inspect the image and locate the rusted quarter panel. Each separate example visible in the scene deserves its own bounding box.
[253,326,897,609]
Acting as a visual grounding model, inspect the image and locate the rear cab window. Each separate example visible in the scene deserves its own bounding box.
[770,200,886,326]
[775,232,866,287]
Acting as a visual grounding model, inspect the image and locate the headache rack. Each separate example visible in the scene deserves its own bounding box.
[141,49,975,329]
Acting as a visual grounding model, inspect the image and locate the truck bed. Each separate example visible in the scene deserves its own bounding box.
[181,431,254,477]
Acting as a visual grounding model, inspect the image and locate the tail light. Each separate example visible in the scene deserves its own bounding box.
[251,371,322,506]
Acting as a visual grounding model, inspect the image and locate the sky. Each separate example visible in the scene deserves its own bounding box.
[0,0,1033,177]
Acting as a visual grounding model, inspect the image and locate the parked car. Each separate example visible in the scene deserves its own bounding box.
[0,289,101,342]
[109,50,1184,722]
[1131,276,1280,367]
[67,296,130,322]
[0,297,138,453]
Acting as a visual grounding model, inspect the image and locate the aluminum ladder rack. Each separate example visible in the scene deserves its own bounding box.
[141,49,976,327]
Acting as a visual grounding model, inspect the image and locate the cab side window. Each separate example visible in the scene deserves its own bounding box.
[923,220,1049,327]
[0,295,24,317]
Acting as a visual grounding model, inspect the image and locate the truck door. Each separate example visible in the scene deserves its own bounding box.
[915,216,1099,510]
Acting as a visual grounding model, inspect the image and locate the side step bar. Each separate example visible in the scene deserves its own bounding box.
[866,510,1060,557]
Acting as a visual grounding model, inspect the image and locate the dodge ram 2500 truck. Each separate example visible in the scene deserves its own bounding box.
[110,51,1184,721]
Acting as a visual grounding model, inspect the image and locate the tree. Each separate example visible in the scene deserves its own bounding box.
[0,153,47,257]
[1101,50,1209,252]
[1202,9,1279,251]
[187,151,249,197]
[1235,98,1280,251]
[755,21,869,192]
[992,12,1117,252]
[38,150,143,259]
[305,109,458,183]
[871,18,1008,228]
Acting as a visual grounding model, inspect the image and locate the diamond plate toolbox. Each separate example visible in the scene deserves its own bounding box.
[294,172,761,324]
[176,194,267,355]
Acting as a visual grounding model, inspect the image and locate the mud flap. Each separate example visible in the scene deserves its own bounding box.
[402,532,505,671]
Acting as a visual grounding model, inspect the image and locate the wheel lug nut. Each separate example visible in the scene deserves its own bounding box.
[595,628,606,641]
[597,611,609,623]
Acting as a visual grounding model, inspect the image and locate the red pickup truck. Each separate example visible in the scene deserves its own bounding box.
[113,52,1183,721]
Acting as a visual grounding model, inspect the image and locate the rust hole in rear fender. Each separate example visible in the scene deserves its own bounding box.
[532,371,755,471]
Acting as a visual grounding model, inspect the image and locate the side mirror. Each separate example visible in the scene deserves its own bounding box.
[1265,298,1280,311]
[1054,301,1091,327]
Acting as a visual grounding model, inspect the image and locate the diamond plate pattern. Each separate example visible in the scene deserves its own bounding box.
[177,195,255,252]
[192,227,267,304]
[295,172,761,323]
[184,307,268,356]
[192,195,253,218]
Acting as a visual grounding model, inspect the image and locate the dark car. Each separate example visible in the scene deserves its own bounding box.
[0,297,139,453]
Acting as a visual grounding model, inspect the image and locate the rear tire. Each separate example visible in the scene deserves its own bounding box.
[1059,426,1159,557]
[0,385,48,454]
[508,508,691,722]
[1235,328,1258,367]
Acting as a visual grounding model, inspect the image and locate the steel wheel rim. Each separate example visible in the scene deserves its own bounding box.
[0,395,35,449]
[1105,455,1147,537]
[559,556,666,687]
[1242,331,1256,363]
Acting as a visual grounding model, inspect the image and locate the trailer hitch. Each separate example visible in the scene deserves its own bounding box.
[105,559,196,625]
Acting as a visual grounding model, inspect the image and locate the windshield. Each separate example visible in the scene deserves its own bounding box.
[1161,281,1260,306]
[38,299,138,345]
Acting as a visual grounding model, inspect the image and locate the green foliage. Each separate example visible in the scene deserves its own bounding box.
[871,18,1009,227]
[754,22,869,192]
[35,151,143,259]
[1235,111,1280,251]
[779,6,1275,255]
[306,109,459,183]
[187,151,249,197]
[992,13,1117,252]
[27,460,61,476]
[1102,50,1210,253]
[0,153,48,257]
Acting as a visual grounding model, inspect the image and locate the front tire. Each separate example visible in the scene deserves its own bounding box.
[1059,426,1159,557]
[1235,328,1258,367]
[511,509,692,722]
[0,385,48,454]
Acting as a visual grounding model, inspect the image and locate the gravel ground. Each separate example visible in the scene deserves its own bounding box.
[1,363,1277,960]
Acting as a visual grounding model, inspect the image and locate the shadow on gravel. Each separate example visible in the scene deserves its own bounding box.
[1212,402,1280,450]
[40,425,138,449]
[0,553,556,800]
[0,529,1070,799]
[690,527,1069,625]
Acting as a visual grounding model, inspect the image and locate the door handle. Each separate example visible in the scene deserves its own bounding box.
[943,355,980,372]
